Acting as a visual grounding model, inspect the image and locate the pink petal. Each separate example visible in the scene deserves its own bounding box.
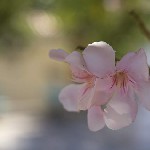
[108,88,138,121]
[49,49,68,61]
[127,89,138,121]
[145,49,150,67]
[88,106,105,131]
[59,84,84,112]
[104,105,132,130]
[70,65,92,83]
[59,83,95,111]
[78,85,95,110]
[136,81,150,111]
[65,51,91,83]
[116,49,149,81]
[78,80,111,110]
[91,90,111,106]
[95,77,114,92]
[108,90,131,114]
[65,51,86,70]
[83,41,115,77]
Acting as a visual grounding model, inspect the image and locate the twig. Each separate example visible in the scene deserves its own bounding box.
[130,10,150,40]
[76,46,86,50]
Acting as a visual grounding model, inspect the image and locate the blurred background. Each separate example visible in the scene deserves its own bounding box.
[0,0,150,150]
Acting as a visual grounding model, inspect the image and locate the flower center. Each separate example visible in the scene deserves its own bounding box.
[87,76,96,88]
[115,71,128,88]
[71,68,96,87]
[112,71,129,92]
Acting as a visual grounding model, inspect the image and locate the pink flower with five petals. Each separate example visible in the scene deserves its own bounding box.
[83,42,150,130]
[49,46,112,112]
[50,42,145,131]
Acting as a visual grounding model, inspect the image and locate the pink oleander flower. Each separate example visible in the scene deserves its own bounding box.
[83,42,150,130]
[49,44,113,112]
[49,42,145,131]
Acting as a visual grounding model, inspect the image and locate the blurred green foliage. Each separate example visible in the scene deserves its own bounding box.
[0,0,32,50]
[50,0,150,58]
[0,0,150,57]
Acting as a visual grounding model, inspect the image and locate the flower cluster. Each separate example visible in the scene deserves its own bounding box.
[49,41,150,131]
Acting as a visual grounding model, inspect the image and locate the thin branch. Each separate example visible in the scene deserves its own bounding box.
[130,10,150,41]
[76,46,86,51]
